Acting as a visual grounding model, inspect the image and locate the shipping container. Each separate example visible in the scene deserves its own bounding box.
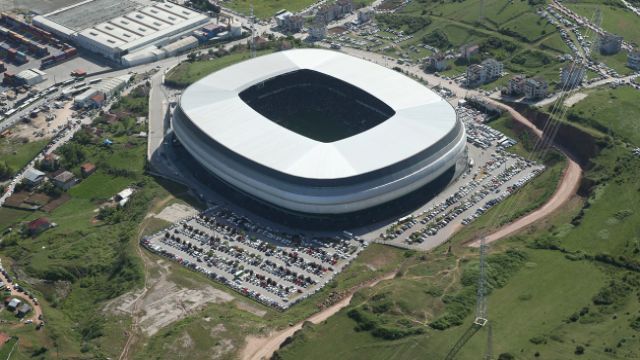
[64,47,77,56]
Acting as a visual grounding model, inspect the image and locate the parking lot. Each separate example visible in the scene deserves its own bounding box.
[142,208,368,309]
[375,106,545,250]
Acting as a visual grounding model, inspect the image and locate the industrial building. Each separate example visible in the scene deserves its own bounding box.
[15,68,47,86]
[74,75,131,107]
[32,0,209,63]
[173,49,467,215]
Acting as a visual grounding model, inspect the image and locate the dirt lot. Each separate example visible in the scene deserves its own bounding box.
[104,258,234,337]
[152,202,198,223]
[9,101,74,141]
[563,92,588,107]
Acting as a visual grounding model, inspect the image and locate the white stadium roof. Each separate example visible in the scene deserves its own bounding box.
[180,49,457,180]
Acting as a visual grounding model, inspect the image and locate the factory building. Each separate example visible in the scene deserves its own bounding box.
[15,68,47,86]
[32,0,209,63]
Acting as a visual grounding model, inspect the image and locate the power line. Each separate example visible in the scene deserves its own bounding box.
[249,2,256,58]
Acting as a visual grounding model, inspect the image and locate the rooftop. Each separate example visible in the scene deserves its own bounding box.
[180,49,458,180]
[45,0,140,32]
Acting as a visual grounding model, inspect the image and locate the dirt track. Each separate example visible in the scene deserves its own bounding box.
[240,272,396,360]
[467,100,583,247]
[468,158,581,247]
[0,266,43,324]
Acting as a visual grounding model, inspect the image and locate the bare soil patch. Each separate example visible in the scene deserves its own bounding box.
[104,259,234,337]
[153,202,198,223]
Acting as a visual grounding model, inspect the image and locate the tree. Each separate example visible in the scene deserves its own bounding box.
[59,142,86,167]
[0,161,13,180]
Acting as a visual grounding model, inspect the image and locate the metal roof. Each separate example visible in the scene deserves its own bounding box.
[180,49,457,180]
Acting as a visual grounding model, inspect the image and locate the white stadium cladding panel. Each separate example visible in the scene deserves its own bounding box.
[173,49,468,214]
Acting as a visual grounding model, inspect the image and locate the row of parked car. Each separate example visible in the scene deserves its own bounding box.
[142,208,366,309]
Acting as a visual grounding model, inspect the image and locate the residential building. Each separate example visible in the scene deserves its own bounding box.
[506,75,526,96]
[275,11,304,33]
[23,168,45,187]
[628,50,640,70]
[357,9,374,24]
[560,63,586,88]
[6,298,21,311]
[315,0,353,24]
[459,43,479,61]
[41,153,60,171]
[523,78,548,100]
[466,59,502,86]
[80,162,96,177]
[17,303,31,318]
[27,217,51,235]
[466,64,485,86]
[309,18,326,40]
[424,53,448,72]
[52,170,77,190]
[482,58,503,80]
[599,32,623,55]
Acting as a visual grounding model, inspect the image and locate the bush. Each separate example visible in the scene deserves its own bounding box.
[530,336,547,345]
[422,30,450,49]
[575,345,585,355]
[377,14,432,34]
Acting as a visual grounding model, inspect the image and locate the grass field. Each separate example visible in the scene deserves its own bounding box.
[566,86,640,146]
[225,0,315,18]
[0,138,47,177]
[276,250,608,360]
[393,0,567,87]
[0,207,32,232]
[566,1,640,43]
[165,49,274,88]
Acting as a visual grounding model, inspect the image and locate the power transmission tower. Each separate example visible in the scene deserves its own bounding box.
[474,236,488,327]
[249,2,256,58]
[444,236,490,360]
[484,322,493,360]
[589,7,602,59]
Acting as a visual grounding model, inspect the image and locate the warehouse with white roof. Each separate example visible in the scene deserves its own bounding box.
[33,0,208,62]
[173,49,468,215]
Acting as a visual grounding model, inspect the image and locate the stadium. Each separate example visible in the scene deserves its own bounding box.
[172,49,468,216]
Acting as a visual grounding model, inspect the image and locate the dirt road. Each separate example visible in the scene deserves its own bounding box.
[468,158,581,247]
[467,100,583,247]
[240,272,396,360]
[0,264,43,324]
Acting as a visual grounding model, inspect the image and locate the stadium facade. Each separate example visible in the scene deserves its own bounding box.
[173,49,467,215]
